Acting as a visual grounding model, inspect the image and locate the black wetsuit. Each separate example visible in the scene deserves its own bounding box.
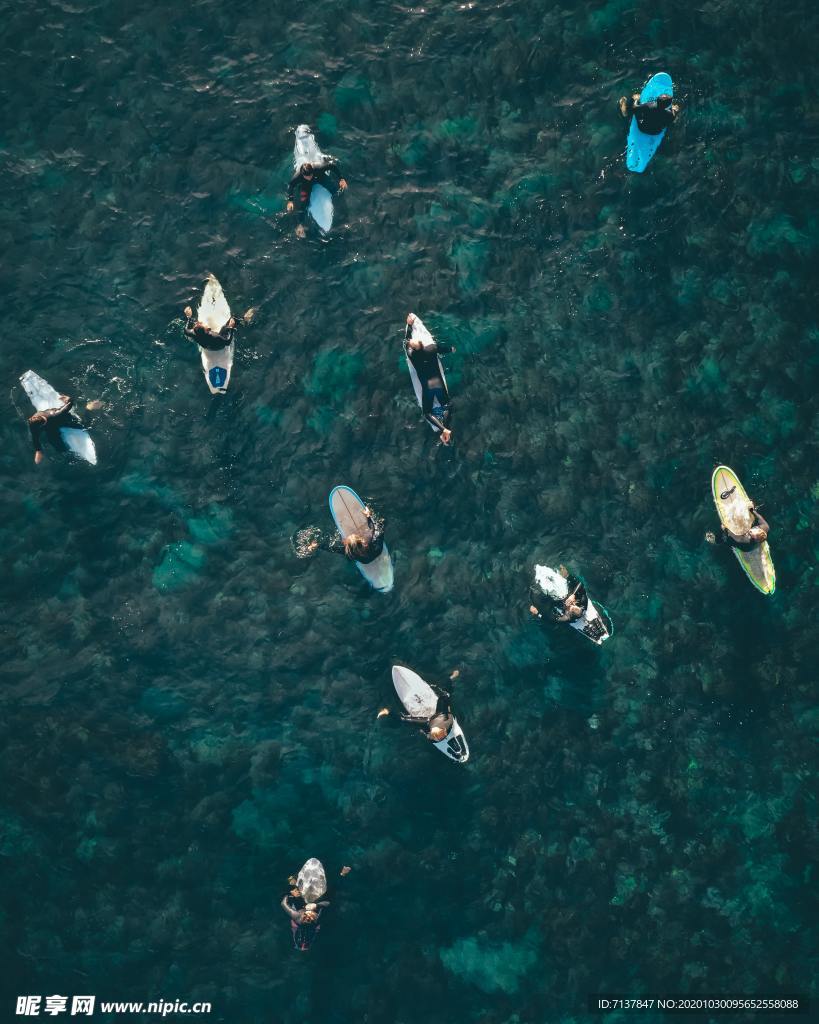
[633,99,675,135]
[405,324,453,432]
[717,510,770,552]
[283,895,328,951]
[530,574,588,621]
[184,317,237,352]
[288,159,343,223]
[28,396,75,455]
[321,513,385,564]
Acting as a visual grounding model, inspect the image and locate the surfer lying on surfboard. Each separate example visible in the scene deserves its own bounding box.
[529,565,588,622]
[405,313,455,443]
[382,685,455,743]
[619,91,679,133]
[302,506,386,564]
[706,503,770,551]
[182,306,255,350]
[281,863,351,952]
[28,393,75,465]
[287,159,347,238]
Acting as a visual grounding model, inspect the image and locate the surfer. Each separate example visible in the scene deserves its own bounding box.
[399,687,454,743]
[182,306,255,350]
[282,865,351,951]
[706,504,770,551]
[306,506,385,564]
[405,313,455,442]
[287,159,348,238]
[529,565,588,623]
[619,91,679,134]
[28,393,74,465]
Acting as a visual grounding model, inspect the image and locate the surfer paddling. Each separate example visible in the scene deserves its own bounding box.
[529,565,588,622]
[287,158,347,238]
[183,306,255,350]
[28,393,74,465]
[405,313,455,443]
[619,91,680,133]
[706,503,770,551]
[303,506,385,564]
[281,864,351,952]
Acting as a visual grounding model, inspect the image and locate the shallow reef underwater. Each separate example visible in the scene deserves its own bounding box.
[0,0,817,1020]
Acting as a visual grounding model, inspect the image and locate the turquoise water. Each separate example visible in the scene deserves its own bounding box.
[1,0,817,1021]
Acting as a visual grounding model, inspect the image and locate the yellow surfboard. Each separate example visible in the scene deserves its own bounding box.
[711,466,775,595]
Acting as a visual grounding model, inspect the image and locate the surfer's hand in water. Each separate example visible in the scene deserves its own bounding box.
[286,201,294,212]
[295,224,306,238]
[529,605,540,616]
[377,708,390,719]
[705,531,716,544]
[440,428,452,444]
[340,866,351,876]
[406,313,416,326]
[184,306,192,318]
[450,669,460,680]
[243,308,256,323]
[338,178,348,191]
[288,876,297,886]
[34,451,44,465]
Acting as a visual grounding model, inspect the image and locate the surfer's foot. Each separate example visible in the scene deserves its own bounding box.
[340,866,352,876]
[34,451,44,465]
[295,224,306,239]
[705,531,716,544]
[440,428,452,444]
[243,307,256,323]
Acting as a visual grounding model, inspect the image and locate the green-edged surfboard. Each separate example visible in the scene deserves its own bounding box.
[711,465,775,595]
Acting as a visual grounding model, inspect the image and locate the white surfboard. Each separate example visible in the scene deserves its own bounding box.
[328,485,393,593]
[391,665,469,763]
[20,370,97,464]
[196,274,234,394]
[404,314,450,434]
[296,858,327,903]
[294,125,334,235]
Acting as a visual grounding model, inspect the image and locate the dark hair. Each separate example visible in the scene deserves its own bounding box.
[302,162,314,175]
[193,324,209,338]
[658,94,672,108]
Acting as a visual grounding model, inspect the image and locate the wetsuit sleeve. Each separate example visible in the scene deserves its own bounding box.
[287,173,301,201]
[319,533,346,556]
[280,897,300,921]
[529,586,552,618]
[366,514,385,542]
[218,326,236,344]
[184,317,197,339]
[28,417,46,453]
[752,510,770,535]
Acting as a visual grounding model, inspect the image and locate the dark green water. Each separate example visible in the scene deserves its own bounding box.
[1,0,817,1021]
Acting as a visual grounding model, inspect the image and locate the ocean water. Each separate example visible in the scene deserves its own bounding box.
[1,0,817,1021]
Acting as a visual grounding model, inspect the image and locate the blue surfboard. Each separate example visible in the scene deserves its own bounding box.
[625,72,673,173]
[328,485,394,593]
